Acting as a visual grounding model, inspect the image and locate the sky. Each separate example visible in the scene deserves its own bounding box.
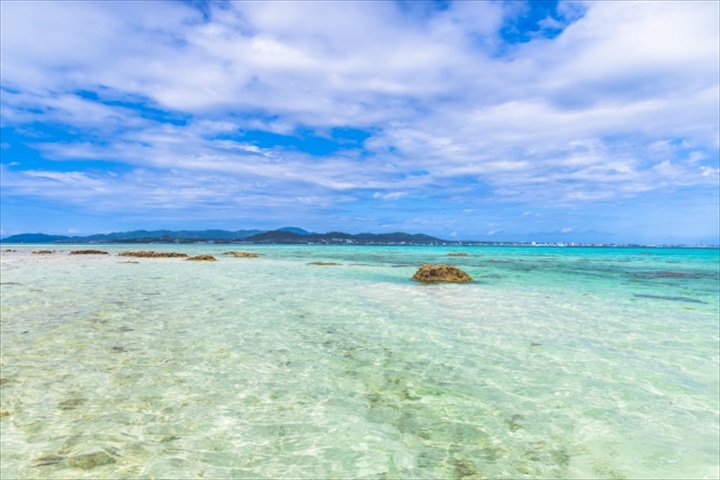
[1,0,718,244]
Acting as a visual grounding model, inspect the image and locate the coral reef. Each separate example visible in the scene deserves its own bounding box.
[224,251,259,257]
[186,255,217,261]
[118,251,187,258]
[412,264,473,283]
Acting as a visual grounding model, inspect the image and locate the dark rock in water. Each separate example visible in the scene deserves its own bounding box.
[186,255,216,261]
[118,251,187,258]
[447,252,470,257]
[0,408,15,418]
[412,264,473,283]
[68,451,116,470]
[506,414,525,431]
[58,398,85,410]
[33,454,65,467]
[32,250,54,254]
[224,251,259,258]
[634,294,707,304]
[308,262,341,266]
[454,459,479,478]
[70,249,109,255]
[631,271,706,279]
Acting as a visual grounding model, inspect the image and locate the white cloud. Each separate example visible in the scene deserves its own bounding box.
[1,163,356,218]
[0,0,717,239]
[372,191,406,201]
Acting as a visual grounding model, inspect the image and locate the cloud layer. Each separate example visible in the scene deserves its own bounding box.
[1,0,718,242]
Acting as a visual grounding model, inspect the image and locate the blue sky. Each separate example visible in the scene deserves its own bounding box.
[1,0,718,243]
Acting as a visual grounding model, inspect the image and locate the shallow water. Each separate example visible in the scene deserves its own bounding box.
[1,245,718,479]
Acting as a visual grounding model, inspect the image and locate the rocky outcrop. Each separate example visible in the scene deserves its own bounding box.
[118,251,187,258]
[32,250,54,254]
[186,255,216,261]
[412,264,473,283]
[308,262,341,266]
[70,249,109,255]
[447,252,470,257]
[224,251,259,258]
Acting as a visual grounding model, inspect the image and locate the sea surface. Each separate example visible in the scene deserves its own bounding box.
[1,244,718,479]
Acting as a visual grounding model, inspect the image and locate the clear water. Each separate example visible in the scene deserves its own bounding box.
[1,245,718,479]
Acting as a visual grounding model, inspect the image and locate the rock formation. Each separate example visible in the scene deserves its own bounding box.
[412,264,473,283]
[186,255,217,261]
[118,251,188,258]
[224,251,259,258]
[69,249,109,255]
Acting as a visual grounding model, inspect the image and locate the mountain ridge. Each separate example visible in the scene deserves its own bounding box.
[0,228,447,245]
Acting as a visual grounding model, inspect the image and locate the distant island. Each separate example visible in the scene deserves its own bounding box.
[2,228,714,248]
[0,228,451,245]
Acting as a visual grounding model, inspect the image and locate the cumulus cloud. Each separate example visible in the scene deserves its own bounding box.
[0,0,718,241]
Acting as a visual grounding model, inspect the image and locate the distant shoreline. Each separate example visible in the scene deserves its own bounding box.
[2,240,717,249]
[1,228,717,249]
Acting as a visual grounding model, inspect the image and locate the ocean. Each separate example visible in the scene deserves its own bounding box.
[1,244,718,479]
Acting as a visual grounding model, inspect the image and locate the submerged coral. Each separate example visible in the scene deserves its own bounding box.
[224,251,259,258]
[308,262,341,266]
[58,398,85,411]
[412,264,473,283]
[32,455,64,467]
[67,451,116,470]
[118,251,188,258]
[447,252,470,257]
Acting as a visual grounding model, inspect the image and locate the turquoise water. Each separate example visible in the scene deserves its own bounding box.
[1,245,718,479]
